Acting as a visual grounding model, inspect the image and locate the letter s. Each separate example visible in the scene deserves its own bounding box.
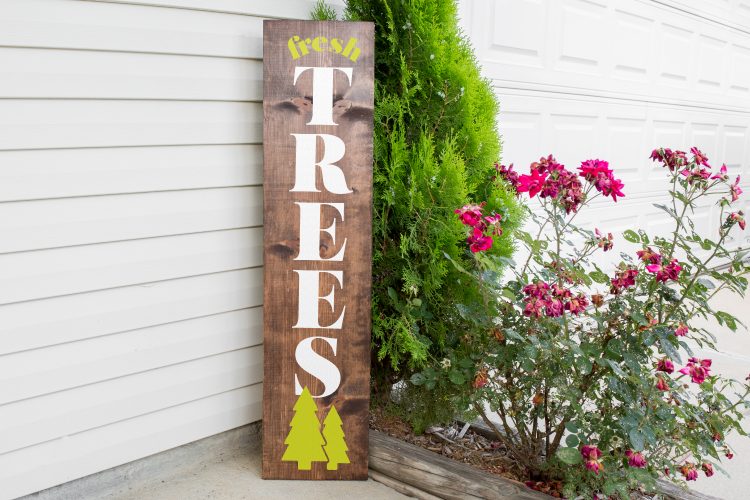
[294,337,340,398]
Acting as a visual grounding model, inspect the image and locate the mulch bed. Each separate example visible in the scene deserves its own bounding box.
[370,406,565,498]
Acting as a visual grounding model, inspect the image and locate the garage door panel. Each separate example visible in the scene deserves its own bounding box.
[467,0,750,111]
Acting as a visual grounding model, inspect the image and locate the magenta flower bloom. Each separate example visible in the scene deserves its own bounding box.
[467,227,493,253]
[679,357,712,384]
[579,159,625,202]
[610,268,639,294]
[674,323,688,337]
[581,445,604,474]
[702,462,714,477]
[524,281,550,298]
[656,375,669,391]
[625,450,647,468]
[657,358,675,373]
[545,297,564,317]
[712,163,729,180]
[680,462,699,481]
[517,169,548,198]
[455,204,484,227]
[523,296,546,318]
[646,258,682,283]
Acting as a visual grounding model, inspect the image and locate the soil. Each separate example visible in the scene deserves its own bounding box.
[369,406,565,498]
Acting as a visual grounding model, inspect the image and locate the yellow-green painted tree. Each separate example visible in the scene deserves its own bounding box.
[281,387,327,470]
[322,405,350,470]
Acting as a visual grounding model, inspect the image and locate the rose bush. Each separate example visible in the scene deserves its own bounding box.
[411,148,750,497]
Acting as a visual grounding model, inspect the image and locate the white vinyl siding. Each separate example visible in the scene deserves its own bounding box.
[459,0,750,257]
[0,1,340,498]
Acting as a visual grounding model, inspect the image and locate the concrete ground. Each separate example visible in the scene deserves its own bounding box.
[106,439,406,500]
[687,288,750,500]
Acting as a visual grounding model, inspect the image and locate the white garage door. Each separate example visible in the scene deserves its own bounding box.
[459,0,750,254]
[0,1,337,498]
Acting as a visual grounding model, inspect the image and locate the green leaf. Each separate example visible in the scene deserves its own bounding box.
[556,447,582,465]
[448,370,465,385]
[410,373,426,386]
[565,433,580,447]
[629,428,645,451]
[501,288,516,301]
[623,230,640,243]
[590,270,609,284]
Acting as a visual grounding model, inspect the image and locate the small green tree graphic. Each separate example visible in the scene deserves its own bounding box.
[322,405,350,470]
[281,387,327,470]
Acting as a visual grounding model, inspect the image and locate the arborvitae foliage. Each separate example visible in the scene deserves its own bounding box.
[281,387,327,470]
[314,1,523,417]
[322,406,350,470]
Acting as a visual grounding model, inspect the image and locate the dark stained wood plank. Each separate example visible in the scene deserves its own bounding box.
[369,430,551,500]
[262,20,374,480]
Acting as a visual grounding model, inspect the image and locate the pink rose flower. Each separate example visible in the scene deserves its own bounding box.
[517,169,548,198]
[467,227,493,253]
[679,357,712,384]
[691,146,710,167]
[674,323,688,337]
[657,358,675,373]
[730,175,743,202]
[651,148,688,171]
[656,375,669,391]
[565,294,589,315]
[730,211,746,230]
[455,204,484,227]
[625,450,647,468]
[646,258,682,283]
[494,163,520,191]
[581,445,604,474]
[579,159,625,202]
[610,268,639,294]
[636,247,661,265]
[711,164,728,180]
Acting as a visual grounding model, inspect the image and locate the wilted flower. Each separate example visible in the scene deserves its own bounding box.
[473,368,488,388]
[650,148,688,171]
[594,228,614,251]
[679,357,712,384]
[610,268,639,294]
[691,146,710,167]
[625,450,647,468]
[565,293,589,315]
[680,462,699,481]
[494,162,520,190]
[646,258,682,283]
[532,393,544,406]
[581,445,604,474]
[702,462,714,477]
[656,375,669,391]
[674,323,688,337]
[730,211,746,230]
[636,247,661,264]
[730,175,743,202]
[657,358,675,373]
[591,294,604,307]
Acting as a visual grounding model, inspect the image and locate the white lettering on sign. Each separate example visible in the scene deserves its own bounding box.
[293,270,346,329]
[293,66,353,125]
[289,133,352,194]
[292,66,355,398]
[295,202,347,261]
[294,336,340,397]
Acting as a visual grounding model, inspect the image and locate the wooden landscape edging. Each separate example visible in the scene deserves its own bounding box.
[368,430,550,500]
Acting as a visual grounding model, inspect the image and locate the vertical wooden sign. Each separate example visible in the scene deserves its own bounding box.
[261,20,374,480]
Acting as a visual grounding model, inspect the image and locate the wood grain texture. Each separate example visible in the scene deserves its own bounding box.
[262,20,374,480]
[369,430,551,500]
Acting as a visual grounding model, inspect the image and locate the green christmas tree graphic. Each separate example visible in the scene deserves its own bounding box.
[281,387,327,470]
[322,405,350,470]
